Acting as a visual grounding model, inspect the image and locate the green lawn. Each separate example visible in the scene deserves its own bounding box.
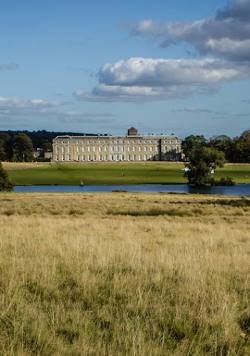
[4,162,250,185]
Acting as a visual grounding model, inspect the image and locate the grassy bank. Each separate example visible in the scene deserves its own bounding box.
[3,161,250,185]
[0,192,249,355]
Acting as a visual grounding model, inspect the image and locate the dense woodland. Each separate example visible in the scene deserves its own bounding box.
[0,129,249,163]
[182,130,250,163]
[0,130,97,162]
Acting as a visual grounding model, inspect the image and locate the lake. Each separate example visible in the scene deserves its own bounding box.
[13,184,250,196]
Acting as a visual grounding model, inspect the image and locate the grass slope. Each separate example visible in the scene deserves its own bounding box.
[3,162,250,185]
[0,192,249,355]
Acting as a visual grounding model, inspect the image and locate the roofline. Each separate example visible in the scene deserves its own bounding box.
[53,134,180,140]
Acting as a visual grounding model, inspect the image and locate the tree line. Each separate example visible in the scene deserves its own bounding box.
[181,129,249,186]
[0,133,34,162]
[0,130,97,162]
[182,130,250,163]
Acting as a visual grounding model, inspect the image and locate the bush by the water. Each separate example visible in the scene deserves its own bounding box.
[217,176,235,186]
[0,162,13,191]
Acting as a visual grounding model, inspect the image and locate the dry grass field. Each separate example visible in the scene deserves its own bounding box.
[0,192,249,355]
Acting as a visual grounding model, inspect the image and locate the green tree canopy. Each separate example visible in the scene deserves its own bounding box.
[0,133,12,161]
[185,147,225,186]
[182,135,206,159]
[13,133,34,162]
[0,162,13,191]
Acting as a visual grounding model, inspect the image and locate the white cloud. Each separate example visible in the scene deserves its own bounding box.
[129,0,250,62]
[74,57,246,102]
[0,97,61,114]
[74,0,250,103]
[0,96,115,125]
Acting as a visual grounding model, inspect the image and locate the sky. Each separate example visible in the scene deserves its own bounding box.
[0,0,250,138]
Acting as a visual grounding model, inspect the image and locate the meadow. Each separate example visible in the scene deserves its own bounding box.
[0,192,249,355]
[3,161,250,185]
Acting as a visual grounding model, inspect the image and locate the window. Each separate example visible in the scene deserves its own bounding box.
[144,147,147,151]
[138,147,141,151]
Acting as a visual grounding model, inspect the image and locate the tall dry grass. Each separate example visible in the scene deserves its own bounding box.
[0,192,249,355]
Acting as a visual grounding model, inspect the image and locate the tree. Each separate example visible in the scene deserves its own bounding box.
[185,147,225,186]
[0,133,12,161]
[0,162,13,191]
[208,135,233,162]
[13,133,34,162]
[236,131,250,163]
[182,135,206,160]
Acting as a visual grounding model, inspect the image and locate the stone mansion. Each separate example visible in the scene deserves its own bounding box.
[52,127,182,162]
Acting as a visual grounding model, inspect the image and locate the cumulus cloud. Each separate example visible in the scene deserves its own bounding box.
[129,0,250,62]
[217,0,250,21]
[74,1,250,102]
[74,57,246,102]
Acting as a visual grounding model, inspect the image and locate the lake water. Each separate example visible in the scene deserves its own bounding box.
[14,184,250,196]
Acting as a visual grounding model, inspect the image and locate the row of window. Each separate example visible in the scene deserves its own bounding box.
[55,154,160,161]
[57,139,180,145]
[55,146,180,155]
[55,146,161,154]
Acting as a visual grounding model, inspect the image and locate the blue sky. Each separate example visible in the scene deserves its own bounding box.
[0,0,249,137]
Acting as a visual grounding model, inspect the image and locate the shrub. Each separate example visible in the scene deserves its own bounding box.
[0,162,13,191]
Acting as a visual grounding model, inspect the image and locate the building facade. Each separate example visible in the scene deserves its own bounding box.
[52,128,182,162]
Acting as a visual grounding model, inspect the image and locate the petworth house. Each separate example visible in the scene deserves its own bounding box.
[52,127,182,162]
